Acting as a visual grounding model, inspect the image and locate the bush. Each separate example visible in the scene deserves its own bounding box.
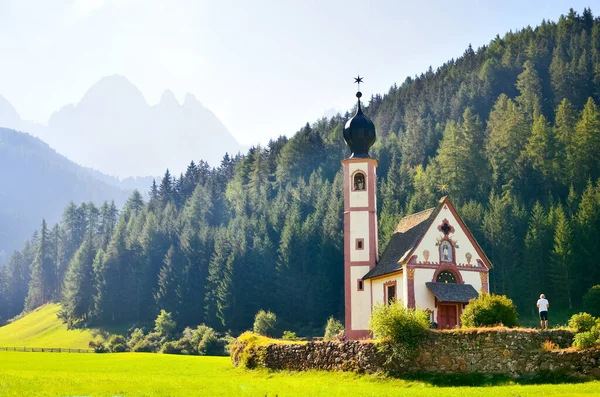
[369,301,430,348]
[220,334,235,355]
[572,327,600,350]
[131,332,162,353]
[198,328,224,356]
[107,335,127,353]
[583,285,600,317]
[461,293,518,328]
[541,340,559,351]
[324,316,344,340]
[282,330,298,340]
[154,310,176,339]
[190,324,210,347]
[173,337,196,355]
[160,341,182,354]
[88,341,108,353]
[128,328,145,350]
[253,310,277,337]
[568,312,597,333]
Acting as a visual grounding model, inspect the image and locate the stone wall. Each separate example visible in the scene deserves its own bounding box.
[232,329,600,377]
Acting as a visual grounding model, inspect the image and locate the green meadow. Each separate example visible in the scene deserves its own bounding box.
[0,351,598,397]
[0,304,105,349]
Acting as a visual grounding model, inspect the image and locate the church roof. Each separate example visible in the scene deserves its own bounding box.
[362,205,439,280]
[425,282,479,303]
[362,196,492,281]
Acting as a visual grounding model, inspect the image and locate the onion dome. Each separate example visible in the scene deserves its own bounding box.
[343,78,376,158]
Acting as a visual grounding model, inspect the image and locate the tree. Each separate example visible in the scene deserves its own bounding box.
[61,238,96,326]
[515,60,543,121]
[549,205,576,309]
[25,220,56,310]
[574,98,600,186]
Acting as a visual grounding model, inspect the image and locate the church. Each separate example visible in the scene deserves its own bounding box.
[341,82,493,339]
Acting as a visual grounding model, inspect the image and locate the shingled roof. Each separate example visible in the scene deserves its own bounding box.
[362,205,440,280]
[425,282,479,303]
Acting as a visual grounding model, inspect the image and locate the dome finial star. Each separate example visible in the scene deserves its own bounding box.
[354,75,364,91]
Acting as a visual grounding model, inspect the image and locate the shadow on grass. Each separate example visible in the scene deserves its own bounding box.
[391,371,591,387]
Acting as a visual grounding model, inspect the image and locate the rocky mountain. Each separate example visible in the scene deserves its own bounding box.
[38,75,244,177]
[0,127,130,264]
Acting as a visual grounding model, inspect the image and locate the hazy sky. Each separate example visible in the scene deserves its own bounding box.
[0,0,593,145]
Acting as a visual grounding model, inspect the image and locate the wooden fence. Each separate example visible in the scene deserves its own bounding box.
[0,346,94,353]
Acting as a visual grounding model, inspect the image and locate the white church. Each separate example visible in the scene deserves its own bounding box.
[341,84,493,339]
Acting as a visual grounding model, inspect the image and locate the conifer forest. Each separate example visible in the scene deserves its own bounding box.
[2,9,600,334]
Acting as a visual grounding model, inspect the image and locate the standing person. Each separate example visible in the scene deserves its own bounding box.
[537,294,549,330]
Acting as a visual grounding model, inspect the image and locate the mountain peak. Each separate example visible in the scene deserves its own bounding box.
[0,95,21,129]
[79,74,148,109]
[159,90,180,107]
[183,92,202,108]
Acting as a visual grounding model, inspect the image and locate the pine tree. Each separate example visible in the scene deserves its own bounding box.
[549,205,575,309]
[61,238,96,326]
[25,220,56,310]
[515,60,543,121]
[574,98,600,186]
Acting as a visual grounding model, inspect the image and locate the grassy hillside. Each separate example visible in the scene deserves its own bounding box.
[0,304,106,349]
[0,352,598,397]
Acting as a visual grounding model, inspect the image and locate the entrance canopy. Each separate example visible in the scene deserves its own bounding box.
[426,282,478,303]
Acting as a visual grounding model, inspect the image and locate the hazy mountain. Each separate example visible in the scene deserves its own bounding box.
[0,127,130,264]
[37,75,244,177]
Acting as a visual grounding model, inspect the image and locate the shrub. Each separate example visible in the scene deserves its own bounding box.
[324,316,344,340]
[368,301,430,348]
[583,285,600,317]
[108,335,127,353]
[173,336,196,355]
[541,340,559,351]
[128,328,145,349]
[220,334,235,355]
[132,332,162,353]
[198,328,224,356]
[282,330,298,340]
[88,341,108,353]
[568,312,597,333]
[253,310,277,337]
[461,293,518,328]
[572,327,600,350]
[160,341,182,354]
[108,335,127,352]
[154,310,176,339]
[190,324,210,347]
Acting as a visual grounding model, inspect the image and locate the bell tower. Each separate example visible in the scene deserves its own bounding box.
[342,76,378,339]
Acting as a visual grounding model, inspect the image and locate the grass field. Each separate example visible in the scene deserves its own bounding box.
[0,351,599,397]
[0,304,106,349]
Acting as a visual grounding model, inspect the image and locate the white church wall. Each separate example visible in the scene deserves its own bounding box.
[351,266,372,330]
[348,163,369,208]
[414,268,436,310]
[370,273,405,306]
[460,270,484,292]
[412,205,485,268]
[350,211,370,262]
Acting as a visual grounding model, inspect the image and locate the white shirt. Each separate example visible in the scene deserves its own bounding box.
[537,298,549,312]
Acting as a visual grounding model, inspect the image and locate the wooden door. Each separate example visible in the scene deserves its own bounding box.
[438,304,457,329]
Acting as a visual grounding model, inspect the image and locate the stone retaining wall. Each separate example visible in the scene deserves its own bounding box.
[232,329,600,377]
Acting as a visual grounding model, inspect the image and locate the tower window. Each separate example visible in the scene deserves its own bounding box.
[356,238,364,250]
[353,172,366,191]
[357,279,364,291]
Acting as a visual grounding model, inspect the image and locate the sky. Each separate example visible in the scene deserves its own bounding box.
[0,0,594,146]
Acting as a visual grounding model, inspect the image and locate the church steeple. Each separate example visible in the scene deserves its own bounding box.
[341,76,379,340]
[343,76,376,158]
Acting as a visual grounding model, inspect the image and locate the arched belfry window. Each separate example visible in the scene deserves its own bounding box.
[436,270,457,284]
[353,172,366,191]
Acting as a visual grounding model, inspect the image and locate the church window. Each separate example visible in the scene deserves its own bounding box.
[436,270,457,284]
[356,238,364,250]
[440,240,453,262]
[353,172,366,191]
[357,279,364,291]
[386,284,396,304]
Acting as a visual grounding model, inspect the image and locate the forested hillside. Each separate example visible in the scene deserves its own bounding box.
[0,128,129,266]
[1,9,600,334]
